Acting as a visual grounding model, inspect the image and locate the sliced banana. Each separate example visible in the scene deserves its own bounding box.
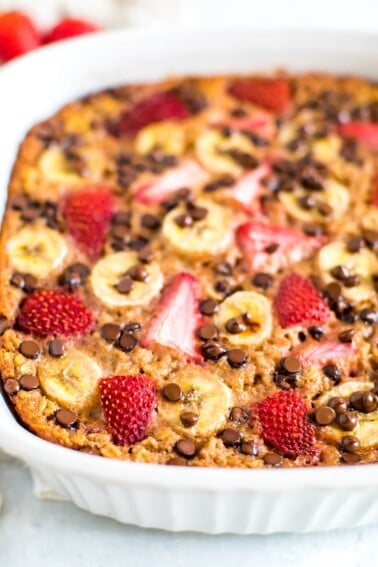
[90,251,163,308]
[312,136,342,165]
[7,225,68,278]
[159,369,233,437]
[316,381,374,407]
[135,122,186,156]
[38,349,103,412]
[214,290,272,347]
[317,240,378,302]
[38,146,82,185]
[162,199,232,257]
[279,179,350,223]
[195,129,255,176]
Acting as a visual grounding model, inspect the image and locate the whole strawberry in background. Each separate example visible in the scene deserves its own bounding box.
[43,18,100,44]
[0,10,41,62]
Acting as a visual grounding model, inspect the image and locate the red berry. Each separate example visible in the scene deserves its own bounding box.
[43,18,100,44]
[229,163,270,213]
[0,11,41,62]
[61,187,113,260]
[17,289,94,337]
[338,122,378,150]
[99,375,157,445]
[295,340,356,367]
[228,77,291,113]
[256,390,317,458]
[141,273,203,361]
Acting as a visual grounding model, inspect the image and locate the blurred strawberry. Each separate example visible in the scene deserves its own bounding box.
[44,18,100,44]
[0,11,41,62]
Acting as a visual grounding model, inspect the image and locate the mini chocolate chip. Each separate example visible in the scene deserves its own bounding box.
[318,202,333,217]
[214,261,233,276]
[230,406,248,423]
[227,149,259,169]
[111,224,131,242]
[127,264,149,282]
[21,206,40,223]
[240,440,258,456]
[303,223,324,237]
[23,274,37,293]
[341,452,361,464]
[141,214,161,230]
[328,396,348,414]
[197,324,219,341]
[189,206,208,221]
[346,236,364,253]
[322,364,341,383]
[308,326,324,340]
[227,348,247,368]
[204,175,235,193]
[315,406,336,426]
[330,265,350,281]
[337,411,358,431]
[214,279,233,296]
[225,317,247,334]
[19,374,39,391]
[71,263,90,279]
[123,322,142,334]
[219,428,241,447]
[162,383,182,402]
[263,453,283,467]
[101,323,121,342]
[112,211,131,226]
[0,317,12,336]
[19,340,40,359]
[297,195,316,210]
[10,272,25,289]
[361,392,378,413]
[274,372,299,390]
[343,275,360,288]
[174,439,196,458]
[265,243,279,254]
[48,339,64,358]
[202,342,227,361]
[180,412,199,428]
[280,356,301,375]
[117,332,137,352]
[252,272,273,289]
[137,245,154,263]
[363,229,378,250]
[325,282,342,302]
[56,408,78,429]
[116,276,133,294]
[338,329,354,343]
[167,457,188,466]
[360,308,378,324]
[11,193,29,210]
[174,213,193,228]
[340,435,360,454]
[199,298,219,316]
[4,379,20,396]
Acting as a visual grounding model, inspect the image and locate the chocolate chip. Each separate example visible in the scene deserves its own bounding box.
[202,342,227,361]
[19,340,40,359]
[308,326,324,340]
[174,213,193,228]
[23,274,37,293]
[19,374,39,391]
[167,457,188,466]
[117,332,137,352]
[214,279,233,296]
[56,408,78,429]
[174,439,196,458]
[60,263,89,290]
[189,206,208,221]
[21,206,40,223]
[127,264,149,282]
[10,272,25,289]
[360,392,378,413]
[360,308,378,324]
[341,452,361,464]
[11,193,29,211]
[328,396,348,414]
[199,298,219,316]
[137,244,154,263]
[322,364,340,383]
[203,175,235,193]
[162,383,182,402]
[263,453,283,467]
[227,348,247,368]
[0,317,12,336]
[340,435,360,454]
[252,272,273,289]
[123,322,142,334]
[111,224,131,243]
[116,276,133,294]
[141,214,161,230]
[297,195,316,210]
[219,428,241,447]
[48,339,64,358]
[330,265,350,281]
[227,149,259,170]
[112,211,131,227]
[303,223,324,237]
[343,275,360,288]
[197,324,219,341]
[300,165,326,190]
[214,261,233,276]
[315,406,336,426]
[325,282,342,303]
[280,356,301,375]
[364,229,378,250]
[230,406,248,423]
[180,412,199,428]
[318,202,333,217]
[265,243,279,254]
[338,329,354,343]
[4,379,20,396]
[337,411,358,431]
[240,441,258,456]
[225,317,247,334]
[274,372,299,390]
[346,236,364,253]
[101,323,121,342]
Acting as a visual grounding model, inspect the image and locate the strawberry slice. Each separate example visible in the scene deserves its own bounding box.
[255,390,318,459]
[294,340,356,367]
[0,11,41,62]
[43,18,100,44]
[141,273,203,361]
[236,221,323,273]
[213,113,275,140]
[275,273,330,328]
[99,374,157,445]
[228,78,291,113]
[134,160,206,205]
[61,187,114,260]
[230,163,271,213]
[338,122,378,150]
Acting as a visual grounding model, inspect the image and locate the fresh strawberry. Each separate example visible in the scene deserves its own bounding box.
[275,273,330,328]
[214,113,275,140]
[294,340,356,367]
[255,390,317,458]
[236,221,323,273]
[0,11,41,62]
[230,163,271,213]
[17,289,94,337]
[61,187,113,260]
[338,122,378,150]
[141,273,203,361]
[228,77,291,113]
[111,91,190,137]
[43,18,100,44]
[99,375,157,445]
[134,160,206,205]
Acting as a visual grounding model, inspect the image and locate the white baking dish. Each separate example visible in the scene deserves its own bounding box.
[1,28,378,534]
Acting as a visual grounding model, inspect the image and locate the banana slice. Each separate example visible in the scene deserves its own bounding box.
[7,226,68,278]
[279,179,350,223]
[38,349,103,412]
[135,122,186,156]
[159,369,233,437]
[162,199,232,257]
[312,136,342,165]
[214,290,272,347]
[195,129,255,176]
[38,146,82,185]
[90,251,163,308]
[317,241,378,302]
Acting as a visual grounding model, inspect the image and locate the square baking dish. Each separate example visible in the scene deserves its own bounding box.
[1,28,378,534]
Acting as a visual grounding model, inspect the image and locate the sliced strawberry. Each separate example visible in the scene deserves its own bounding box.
[141,273,203,361]
[17,289,94,337]
[255,390,318,459]
[99,375,157,445]
[236,221,323,273]
[213,113,275,140]
[294,340,356,367]
[275,273,330,328]
[228,78,291,113]
[0,11,41,62]
[61,187,114,260]
[230,163,271,213]
[134,160,206,205]
[111,91,190,137]
[338,122,378,150]
[43,18,100,44]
